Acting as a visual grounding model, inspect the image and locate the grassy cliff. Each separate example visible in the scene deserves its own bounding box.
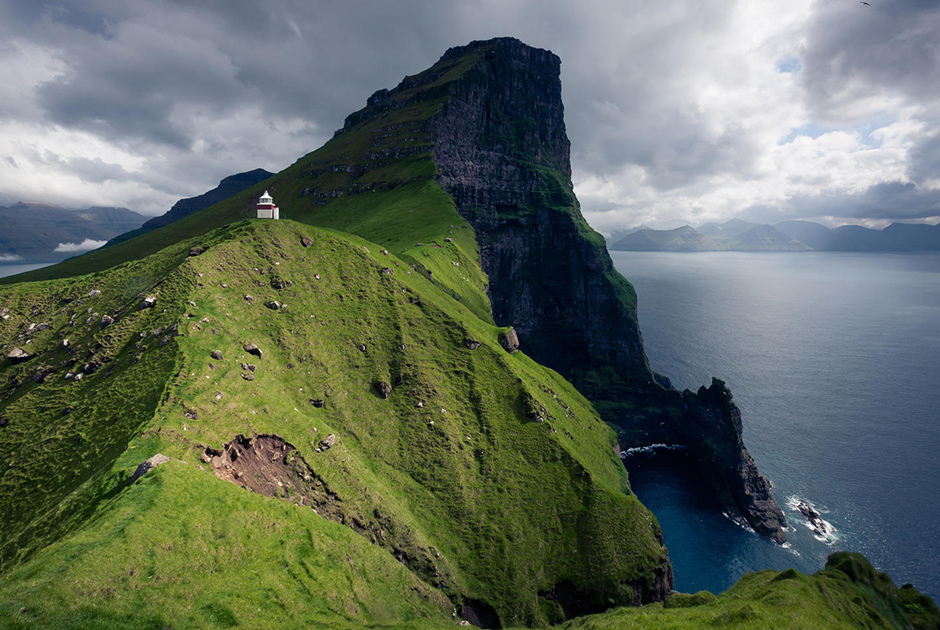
[0,219,668,627]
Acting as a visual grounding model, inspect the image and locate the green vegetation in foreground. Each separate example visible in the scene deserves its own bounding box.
[0,220,667,628]
[562,553,940,630]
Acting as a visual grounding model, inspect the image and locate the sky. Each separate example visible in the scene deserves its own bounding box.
[0,0,938,233]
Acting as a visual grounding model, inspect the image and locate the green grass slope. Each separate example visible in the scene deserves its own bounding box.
[562,553,939,630]
[0,219,668,628]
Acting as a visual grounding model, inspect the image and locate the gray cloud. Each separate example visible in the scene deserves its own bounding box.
[0,0,938,226]
[741,181,940,224]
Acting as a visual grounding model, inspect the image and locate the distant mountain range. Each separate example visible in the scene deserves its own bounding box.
[609,219,940,252]
[0,202,147,263]
[0,169,274,264]
[104,168,273,247]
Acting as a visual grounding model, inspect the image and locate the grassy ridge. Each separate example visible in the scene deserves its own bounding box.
[563,554,940,630]
[0,219,668,627]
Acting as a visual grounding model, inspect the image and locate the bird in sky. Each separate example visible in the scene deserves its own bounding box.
[860,1,871,5]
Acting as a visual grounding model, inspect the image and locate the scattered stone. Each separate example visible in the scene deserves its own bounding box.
[382,268,394,275]
[0,417,8,427]
[445,238,453,243]
[220,282,228,288]
[240,363,257,372]
[36,322,50,330]
[211,350,224,360]
[141,295,157,309]
[243,343,263,359]
[241,372,255,381]
[131,453,171,482]
[309,399,325,408]
[464,339,481,350]
[375,381,392,399]
[358,344,367,352]
[499,327,520,353]
[244,294,254,303]
[271,278,292,290]
[314,274,321,280]
[74,373,84,381]
[189,246,207,256]
[62,338,70,348]
[87,289,101,297]
[183,407,199,420]
[63,406,73,414]
[300,235,314,247]
[264,300,281,310]
[32,366,54,383]
[0,307,9,319]
[100,315,114,329]
[319,434,336,450]
[7,347,35,363]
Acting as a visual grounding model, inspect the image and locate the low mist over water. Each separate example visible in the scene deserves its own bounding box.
[613,251,940,599]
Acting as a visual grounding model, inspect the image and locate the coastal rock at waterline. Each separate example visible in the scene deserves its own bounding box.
[682,378,788,543]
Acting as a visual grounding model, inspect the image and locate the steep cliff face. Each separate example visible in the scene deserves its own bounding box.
[424,38,787,542]
[430,39,649,380]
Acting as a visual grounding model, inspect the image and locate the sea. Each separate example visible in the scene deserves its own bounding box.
[0,263,51,279]
[610,251,940,600]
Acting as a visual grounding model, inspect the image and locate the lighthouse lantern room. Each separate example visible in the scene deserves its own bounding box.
[256,191,280,220]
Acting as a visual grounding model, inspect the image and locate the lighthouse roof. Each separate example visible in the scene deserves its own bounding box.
[259,190,273,202]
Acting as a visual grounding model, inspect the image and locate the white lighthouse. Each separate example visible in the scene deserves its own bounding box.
[256,191,280,219]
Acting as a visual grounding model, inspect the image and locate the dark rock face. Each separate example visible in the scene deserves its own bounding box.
[430,38,648,380]
[680,379,787,543]
[424,38,785,543]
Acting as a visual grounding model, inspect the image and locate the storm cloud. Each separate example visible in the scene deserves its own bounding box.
[0,0,937,229]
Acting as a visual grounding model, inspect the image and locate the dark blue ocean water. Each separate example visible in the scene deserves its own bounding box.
[610,251,940,600]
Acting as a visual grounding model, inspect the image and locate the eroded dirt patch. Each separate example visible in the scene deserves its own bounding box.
[203,434,340,517]
[204,433,454,609]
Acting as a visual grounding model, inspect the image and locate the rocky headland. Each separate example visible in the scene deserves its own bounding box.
[336,37,787,542]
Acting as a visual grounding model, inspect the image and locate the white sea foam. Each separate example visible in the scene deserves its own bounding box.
[619,443,688,459]
[786,495,839,544]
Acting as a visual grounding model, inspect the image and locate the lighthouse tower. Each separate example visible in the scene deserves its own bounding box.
[256,191,280,219]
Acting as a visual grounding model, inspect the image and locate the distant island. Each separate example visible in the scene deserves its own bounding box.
[609,218,940,252]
